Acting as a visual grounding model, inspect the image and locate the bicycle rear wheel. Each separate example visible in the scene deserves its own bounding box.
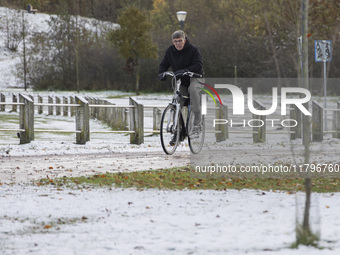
[160,104,180,155]
[187,111,205,154]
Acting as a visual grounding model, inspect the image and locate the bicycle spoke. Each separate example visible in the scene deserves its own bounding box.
[188,112,205,154]
[160,105,180,155]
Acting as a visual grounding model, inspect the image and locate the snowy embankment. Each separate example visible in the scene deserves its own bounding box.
[0,8,52,88]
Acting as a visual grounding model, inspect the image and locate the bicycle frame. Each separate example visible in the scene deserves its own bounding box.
[165,72,188,134]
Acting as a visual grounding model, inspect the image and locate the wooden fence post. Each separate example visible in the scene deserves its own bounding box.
[332,111,337,139]
[336,102,340,139]
[129,97,144,144]
[88,97,94,118]
[56,96,61,115]
[252,100,266,143]
[94,98,99,119]
[296,105,302,139]
[289,106,296,140]
[19,94,34,144]
[70,96,76,117]
[153,107,162,133]
[0,93,5,111]
[63,96,68,116]
[125,108,129,130]
[98,100,106,121]
[75,96,90,144]
[290,104,302,139]
[12,94,17,112]
[119,107,128,130]
[289,105,300,140]
[104,100,109,122]
[86,97,92,118]
[215,105,228,142]
[48,96,53,115]
[38,95,43,114]
[312,101,323,142]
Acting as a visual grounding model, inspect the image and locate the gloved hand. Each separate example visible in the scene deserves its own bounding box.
[174,69,187,78]
[158,72,166,81]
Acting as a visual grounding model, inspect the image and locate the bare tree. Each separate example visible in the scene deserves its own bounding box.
[3,9,22,51]
[294,0,319,247]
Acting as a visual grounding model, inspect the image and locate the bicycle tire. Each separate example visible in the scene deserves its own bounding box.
[187,111,205,154]
[160,104,180,155]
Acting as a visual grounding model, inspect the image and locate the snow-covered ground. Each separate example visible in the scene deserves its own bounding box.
[1,7,340,255]
[1,186,340,255]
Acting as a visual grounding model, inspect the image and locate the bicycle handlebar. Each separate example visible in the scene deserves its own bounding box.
[158,71,203,81]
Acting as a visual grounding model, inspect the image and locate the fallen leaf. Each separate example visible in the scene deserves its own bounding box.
[43,225,52,229]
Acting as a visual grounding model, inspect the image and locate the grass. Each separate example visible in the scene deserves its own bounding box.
[292,226,320,248]
[0,113,20,124]
[106,94,134,99]
[34,167,340,193]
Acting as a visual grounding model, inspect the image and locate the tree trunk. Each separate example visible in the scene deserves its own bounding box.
[301,0,312,233]
[263,11,281,82]
[22,11,27,91]
[75,3,80,93]
[135,59,140,95]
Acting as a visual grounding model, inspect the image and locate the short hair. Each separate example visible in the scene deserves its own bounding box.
[172,30,186,40]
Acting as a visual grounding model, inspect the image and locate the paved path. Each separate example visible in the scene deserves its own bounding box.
[0,151,189,184]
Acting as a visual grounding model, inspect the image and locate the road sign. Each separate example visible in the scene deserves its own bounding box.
[314,40,332,130]
[314,40,332,62]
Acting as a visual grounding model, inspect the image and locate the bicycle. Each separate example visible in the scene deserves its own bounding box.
[158,71,205,155]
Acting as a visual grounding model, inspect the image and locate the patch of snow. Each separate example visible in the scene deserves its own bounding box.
[0,186,339,255]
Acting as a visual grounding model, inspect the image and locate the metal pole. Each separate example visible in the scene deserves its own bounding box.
[324,59,327,131]
[298,36,303,78]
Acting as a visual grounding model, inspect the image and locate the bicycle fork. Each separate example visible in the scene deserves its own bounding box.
[166,102,181,133]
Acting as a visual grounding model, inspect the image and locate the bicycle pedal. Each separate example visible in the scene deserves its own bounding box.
[190,133,200,139]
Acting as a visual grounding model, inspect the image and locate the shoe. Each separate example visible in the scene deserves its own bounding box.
[192,124,202,134]
[194,114,202,126]
[191,117,203,135]
[170,134,177,146]
[169,133,185,146]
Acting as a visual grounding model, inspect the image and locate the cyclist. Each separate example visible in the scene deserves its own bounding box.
[158,30,204,145]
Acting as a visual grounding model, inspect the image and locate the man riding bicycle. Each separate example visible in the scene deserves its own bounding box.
[158,30,204,145]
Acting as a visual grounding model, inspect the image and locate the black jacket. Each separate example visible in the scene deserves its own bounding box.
[159,38,203,86]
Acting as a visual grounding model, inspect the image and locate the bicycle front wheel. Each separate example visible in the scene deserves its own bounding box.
[160,104,180,155]
[187,112,205,154]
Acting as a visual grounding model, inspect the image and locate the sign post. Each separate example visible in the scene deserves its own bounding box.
[314,40,332,131]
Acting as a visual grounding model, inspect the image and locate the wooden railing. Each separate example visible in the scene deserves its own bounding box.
[2,92,338,145]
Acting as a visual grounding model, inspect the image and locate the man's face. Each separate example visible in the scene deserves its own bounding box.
[172,37,186,51]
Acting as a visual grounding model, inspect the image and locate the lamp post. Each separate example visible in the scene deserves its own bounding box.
[176,11,187,29]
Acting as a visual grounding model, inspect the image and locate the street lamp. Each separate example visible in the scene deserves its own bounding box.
[176,11,187,29]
